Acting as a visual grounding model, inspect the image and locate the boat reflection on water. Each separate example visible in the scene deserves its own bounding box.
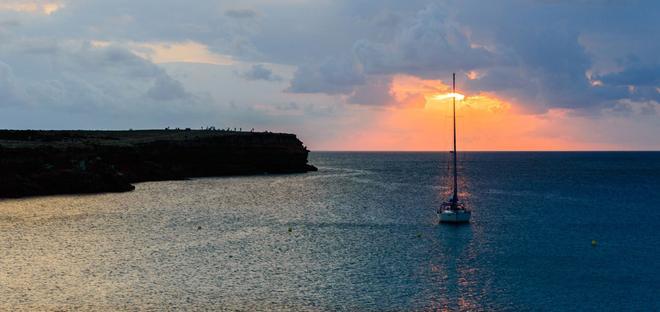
[421,161,499,310]
[421,221,500,311]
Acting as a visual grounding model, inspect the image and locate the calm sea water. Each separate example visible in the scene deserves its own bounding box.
[0,152,658,311]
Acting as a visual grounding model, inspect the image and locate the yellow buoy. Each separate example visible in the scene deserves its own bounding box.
[591,240,597,246]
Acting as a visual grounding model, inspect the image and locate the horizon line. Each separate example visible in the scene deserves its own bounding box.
[310,150,660,153]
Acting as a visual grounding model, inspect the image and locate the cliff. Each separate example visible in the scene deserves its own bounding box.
[0,130,317,198]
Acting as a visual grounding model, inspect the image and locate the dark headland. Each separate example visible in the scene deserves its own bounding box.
[0,129,317,198]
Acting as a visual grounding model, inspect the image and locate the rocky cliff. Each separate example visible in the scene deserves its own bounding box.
[0,130,317,198]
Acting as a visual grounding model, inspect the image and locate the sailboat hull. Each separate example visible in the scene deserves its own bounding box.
[438,210,471,223]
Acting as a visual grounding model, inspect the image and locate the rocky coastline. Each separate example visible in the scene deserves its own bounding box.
[0,130,317,198]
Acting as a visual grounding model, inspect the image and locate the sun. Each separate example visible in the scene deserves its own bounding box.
[425,92,466,110]
[431,92,465,101]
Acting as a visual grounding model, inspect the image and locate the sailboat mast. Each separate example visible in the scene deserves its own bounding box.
[452,73,458,203]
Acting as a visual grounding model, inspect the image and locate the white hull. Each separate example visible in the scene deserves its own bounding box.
[438,210,471,223]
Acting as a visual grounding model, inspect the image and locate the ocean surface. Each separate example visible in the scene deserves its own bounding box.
[0,152,658,311]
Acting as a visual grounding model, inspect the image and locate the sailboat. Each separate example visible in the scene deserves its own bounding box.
[438,73,471,224]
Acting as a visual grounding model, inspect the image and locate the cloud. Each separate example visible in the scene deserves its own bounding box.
[287,56,365,94]
[3,2,659,105]
[0,19,20,29]
[278,1,660,111]
[0,1,63,15]
[599,64,660,87]
[0,38,199,113]
[0,61,25,106]
[284,3,493,103]
[353,4,492,77]
[450,1,656,111]
[239,64,282,81]
[146,75,190,101]
[347,76,396,106]
[132,41,233,65]
[224,9,257,19]
[285,3,492,104]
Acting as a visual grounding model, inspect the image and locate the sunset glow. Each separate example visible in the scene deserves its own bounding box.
[431,92,465,102]
[317,75,630,151]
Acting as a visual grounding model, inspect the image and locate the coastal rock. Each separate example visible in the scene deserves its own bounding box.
[0,130,316,198]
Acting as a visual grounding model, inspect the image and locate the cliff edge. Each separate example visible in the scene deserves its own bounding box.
[0,129,317,198]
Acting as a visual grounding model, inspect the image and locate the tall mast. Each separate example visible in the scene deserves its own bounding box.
[452,73,458,204]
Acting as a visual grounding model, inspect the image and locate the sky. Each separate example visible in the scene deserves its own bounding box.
[0,0,658,150]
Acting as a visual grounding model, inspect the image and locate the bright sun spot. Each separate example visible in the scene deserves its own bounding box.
[432,92,465,101]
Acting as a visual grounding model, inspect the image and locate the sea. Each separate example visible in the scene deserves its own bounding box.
[0,152,658,311]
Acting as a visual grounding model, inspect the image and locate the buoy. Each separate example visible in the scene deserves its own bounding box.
[416,233,422,238]
[591,240,597,246]
[288,227,292,233]
[197,226,202,230]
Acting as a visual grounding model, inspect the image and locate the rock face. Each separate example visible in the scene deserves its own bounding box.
[0,130,317,198]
